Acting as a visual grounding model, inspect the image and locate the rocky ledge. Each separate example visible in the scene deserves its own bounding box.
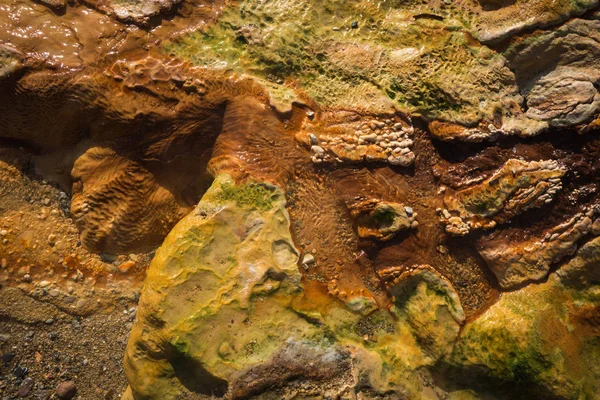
[1,0,600,399]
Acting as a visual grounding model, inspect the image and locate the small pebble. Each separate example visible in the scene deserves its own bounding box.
[104,388,115,400]
[311,145,325,154]
[302,253,315,266]
[56,381,77,399]
[18,377,34,397]
[117,261,136,274]
[100,253,117,263]
[2,352,15,363]
[13,365,28,378]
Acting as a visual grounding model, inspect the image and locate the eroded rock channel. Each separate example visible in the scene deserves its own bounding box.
[1,0,599,399]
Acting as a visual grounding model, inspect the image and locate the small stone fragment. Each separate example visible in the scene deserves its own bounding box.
[18,377,34,397]
[13,365,28,378]
[117,260,136,274]
[2,352,15,363]
[56,381,77,400]
[301,253,315,266]
[33,389,50,400]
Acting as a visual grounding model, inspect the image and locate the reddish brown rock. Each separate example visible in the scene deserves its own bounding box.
[56,381,76,400]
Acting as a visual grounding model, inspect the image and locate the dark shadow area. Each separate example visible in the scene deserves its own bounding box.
[432,362,569,400]
[478,0,517,12]
[171,347,228,397]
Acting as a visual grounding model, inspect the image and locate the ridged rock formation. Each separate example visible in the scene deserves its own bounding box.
[439,159,566,235]
[124,176,465,399]
[348,197,418,241]
[296,112,415,166]
[479,204,600,289]
[1,0,600,399]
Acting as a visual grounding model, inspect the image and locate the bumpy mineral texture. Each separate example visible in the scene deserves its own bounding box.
[446,235,600,399]
[296,111,416,166]
[348,197,418,241]
[1,0,600,399]
[440,159,566,235]
[478,204,600,289]
[124,176,465,399]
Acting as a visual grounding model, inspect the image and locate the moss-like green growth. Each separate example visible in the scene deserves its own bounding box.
[455,326,552,382]
[161,0,516,122]
[372,208,397,226]
[216,182,276,210]
[355,310,396,337]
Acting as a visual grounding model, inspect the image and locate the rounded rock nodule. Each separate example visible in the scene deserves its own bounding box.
[56,381,77,400]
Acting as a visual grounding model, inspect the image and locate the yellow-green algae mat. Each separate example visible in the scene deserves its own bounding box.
[447,236,600,400]
[161,0,598,134]
[123,174,466,399]
[123,174,600,399]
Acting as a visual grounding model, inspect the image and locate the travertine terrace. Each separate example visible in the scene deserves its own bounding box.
[1,0,600,399]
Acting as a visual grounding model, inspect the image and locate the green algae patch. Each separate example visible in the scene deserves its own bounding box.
[162,0,521,123]
[447,237,600,399]
[123,174,467,399]
[215,181,277,211]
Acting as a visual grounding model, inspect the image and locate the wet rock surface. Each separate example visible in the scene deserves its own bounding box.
[0,0,600,399]
[479,204,600,289]
[124,177,466,399]
[297,112,416,166]
[440,159,566,236]
[348,197,418,241]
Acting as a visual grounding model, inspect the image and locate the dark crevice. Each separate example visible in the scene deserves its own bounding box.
[170,344,229,397]
[432,362,571,400]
